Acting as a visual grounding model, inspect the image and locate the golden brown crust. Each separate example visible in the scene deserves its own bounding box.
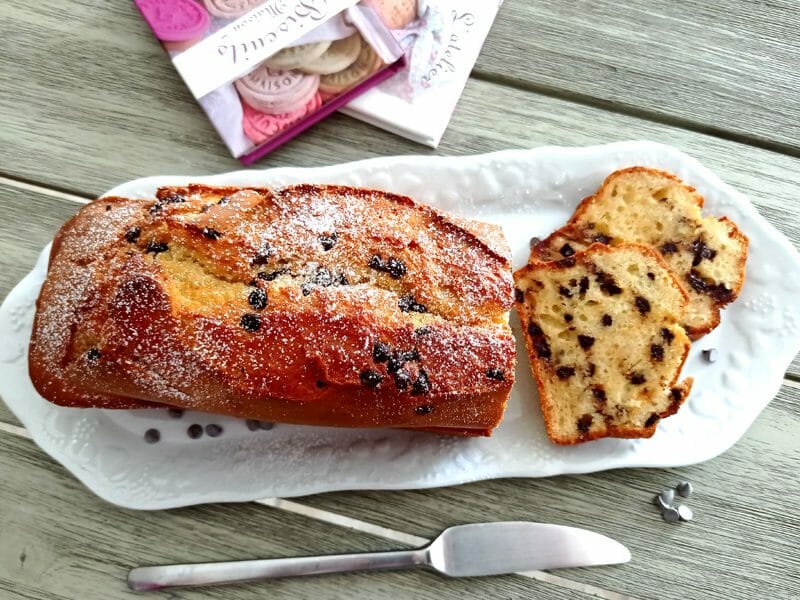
[29,184,515,436]
[514,243,693,445]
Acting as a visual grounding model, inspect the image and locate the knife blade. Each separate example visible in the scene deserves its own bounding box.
[128,521,630,591]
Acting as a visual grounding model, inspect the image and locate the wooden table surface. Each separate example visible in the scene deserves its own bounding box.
[1,1,798,598]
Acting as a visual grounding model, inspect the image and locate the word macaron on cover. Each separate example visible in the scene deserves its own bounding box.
[134,0,405,163]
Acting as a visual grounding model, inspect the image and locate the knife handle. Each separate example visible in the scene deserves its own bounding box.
[128,548,429,591]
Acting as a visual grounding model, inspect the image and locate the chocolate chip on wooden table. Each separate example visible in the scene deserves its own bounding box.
[248,288,268,310]
[359,369,384,388]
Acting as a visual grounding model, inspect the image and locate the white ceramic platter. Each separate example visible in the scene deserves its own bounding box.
[2,141,799,510]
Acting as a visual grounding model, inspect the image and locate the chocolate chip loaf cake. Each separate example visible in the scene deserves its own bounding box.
[514,243,693,444]
[29,184,516,436]
[530,167,748,338]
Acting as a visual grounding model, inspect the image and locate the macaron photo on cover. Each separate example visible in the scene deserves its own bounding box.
[134,0,405,164]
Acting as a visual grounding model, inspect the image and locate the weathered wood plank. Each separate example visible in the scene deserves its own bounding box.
[479,0,800,153]
[0,430,586,600]
[300,383,800,600]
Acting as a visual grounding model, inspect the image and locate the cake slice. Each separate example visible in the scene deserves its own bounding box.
[514,243,693,444]
[530,167,748,338]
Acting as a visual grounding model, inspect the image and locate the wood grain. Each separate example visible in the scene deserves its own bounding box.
[0,430,586,600]
[479,0,800,154]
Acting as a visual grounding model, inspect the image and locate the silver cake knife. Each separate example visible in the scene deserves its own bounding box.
[128,521,630,591]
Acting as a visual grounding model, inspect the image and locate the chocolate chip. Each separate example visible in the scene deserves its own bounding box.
[586,362,596,376]
[372,342,391,363]
[258,421,274,430]
[145,241,168,254]
[702,348,718,363]
[534,338,551,359]
[557,256,576,267]
[602,314,613,326]
[360,369,384,388]
[369,255,407,279]
[593,234,611,245]
[676,481,694,498]
[676,505,694,522]
[528,322,543,337]
[312,267,333,287]
[248,288,268,310]
[258,269,288,281]
[559,243,575,257]
[162,193,186,204]
[202,227,222,240]
[316,380,326,388]
[246,419,261,431]
[205,424,223,437]
[592,386,607,403]
[167,408,184,418]
[577,414,593,434]
[301,284,313,296]
[85,347,101,362]
[564,314,574,322]
[149,202,163,214]
[687,270,733,303]
[514,288,525,303]
[252,244,273,265]
[485,368,505,381]
[411,370,431,395]
[335,272,349,286]
[651,344,665,361]
[662,328,675,344]
[387,353,404,374]
[319,233,338,251]
[414,326,431,336]
[398,295,427,313]
[200,204,211,213]
[414,404,434,415]
[217,196,229,205]
[660,242,679,255]
[559,285,573,298]
[578,335,595,350]
[187,424,203,439]
[556,366,575,379]
[670,387,683,404]
[647,272,655,280]
[635,296,651,315]
[105,204,112,211]
[144,428,160,444]
[629,372,646,384]
[240,313,261,332]
[597,272,622,295]
[690,239,717,266]
[124,227,141,243]
[529,236,542,250]
[644,413,660,427]
[394,369,412,391]
[579,276,590,294]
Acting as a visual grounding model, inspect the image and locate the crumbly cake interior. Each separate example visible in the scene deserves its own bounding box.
[516,244,693,444]
[533,168,748,337]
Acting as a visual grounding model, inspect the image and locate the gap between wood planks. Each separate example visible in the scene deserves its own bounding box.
[0,421,635,600]
[469,70,800,160]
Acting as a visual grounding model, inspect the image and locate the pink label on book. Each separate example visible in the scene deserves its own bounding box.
[173,0,359,97]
